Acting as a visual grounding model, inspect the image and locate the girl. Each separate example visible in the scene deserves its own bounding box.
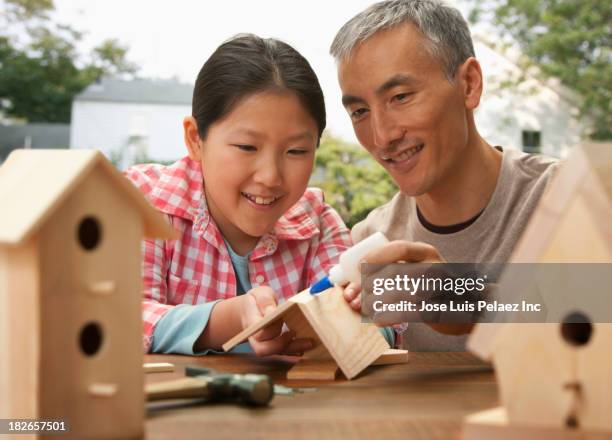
[125,34,353,355]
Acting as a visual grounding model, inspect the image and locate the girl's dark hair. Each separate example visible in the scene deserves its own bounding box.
[192,34,326,143]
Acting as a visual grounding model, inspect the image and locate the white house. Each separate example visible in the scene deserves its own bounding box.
[70,77,192,168]
[473,36,584,158]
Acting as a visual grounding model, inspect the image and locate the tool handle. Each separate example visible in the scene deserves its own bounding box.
[145,377,211,401]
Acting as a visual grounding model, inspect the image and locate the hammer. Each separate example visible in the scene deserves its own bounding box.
[145,365,274,406]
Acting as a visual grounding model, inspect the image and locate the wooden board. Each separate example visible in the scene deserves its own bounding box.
[144,363,175,374]
[464,407,612,440]
[287,359,339,380]
[371,349,409,366]
[0,240,40,420]
[221,300,298,351]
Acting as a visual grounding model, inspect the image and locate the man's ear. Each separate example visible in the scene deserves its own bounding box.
[183,116,202,161]
[458,57,483,111]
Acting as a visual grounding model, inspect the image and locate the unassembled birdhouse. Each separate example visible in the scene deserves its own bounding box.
[223,286,408,380]
[465,143,612,439]
[0,150,176,439]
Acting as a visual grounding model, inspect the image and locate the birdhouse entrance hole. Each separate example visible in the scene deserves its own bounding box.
[79,322,103,356]
[560,312,593,347]
[78,216,102,251]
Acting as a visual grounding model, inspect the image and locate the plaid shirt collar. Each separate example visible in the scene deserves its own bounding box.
[146,157,319,259]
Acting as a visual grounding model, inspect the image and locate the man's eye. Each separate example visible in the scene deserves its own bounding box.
[233,144,256,152]
[393,92,412,103]
[350,108,368,121]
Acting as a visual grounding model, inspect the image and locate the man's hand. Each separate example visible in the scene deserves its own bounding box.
[343,240,472,335]
[239,286,313,356]
[343,240,444,310]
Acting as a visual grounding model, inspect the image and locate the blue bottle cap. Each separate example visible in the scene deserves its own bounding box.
[309,276,334,295]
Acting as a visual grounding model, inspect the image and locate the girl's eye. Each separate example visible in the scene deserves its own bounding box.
[233,144,256,152]
[350,108,368,121]
[288,148,310,156]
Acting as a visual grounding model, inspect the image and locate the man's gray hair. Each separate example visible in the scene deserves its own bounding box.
[330,0,475,81]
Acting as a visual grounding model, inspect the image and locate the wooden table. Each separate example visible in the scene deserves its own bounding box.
[144,352,498,440]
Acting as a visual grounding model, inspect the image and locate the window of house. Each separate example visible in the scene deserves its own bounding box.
[522,130,542,154]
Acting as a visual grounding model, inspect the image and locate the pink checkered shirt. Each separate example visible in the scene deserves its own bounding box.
[125,157,352,352]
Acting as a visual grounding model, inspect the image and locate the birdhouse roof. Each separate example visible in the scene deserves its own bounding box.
[582,142,612,201]
[469,143,612,359]
[508,142,612,264]
[0,149,177,245]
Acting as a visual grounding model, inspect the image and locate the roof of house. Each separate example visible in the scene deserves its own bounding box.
[468,142,612,359]
[583,142,612,200]
[0,149,177,245]
[75,77,193,105]
[0,123,70,153]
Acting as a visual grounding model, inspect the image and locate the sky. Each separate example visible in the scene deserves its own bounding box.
[52,0,468,144]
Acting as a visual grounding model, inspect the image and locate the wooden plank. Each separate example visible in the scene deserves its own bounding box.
[144,363,175,374]
[287,359,339,380]
[222,300,298,351]
[1,240,40,420]
[371,349,409,366]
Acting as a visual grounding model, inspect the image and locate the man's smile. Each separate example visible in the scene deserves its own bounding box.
[380,143,424,163]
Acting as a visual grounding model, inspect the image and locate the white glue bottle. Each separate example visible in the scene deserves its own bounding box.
[309,231,389,294]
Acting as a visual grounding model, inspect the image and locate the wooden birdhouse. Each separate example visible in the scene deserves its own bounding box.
[0,150,176,439]
[465,143,612,438]
[223,286,408,380]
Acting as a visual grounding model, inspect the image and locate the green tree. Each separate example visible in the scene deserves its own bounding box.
[0,0,137,123]
[313,135,397,228]
[468,0,612,140]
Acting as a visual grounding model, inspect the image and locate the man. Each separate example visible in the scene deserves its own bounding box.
[330,0,558,350]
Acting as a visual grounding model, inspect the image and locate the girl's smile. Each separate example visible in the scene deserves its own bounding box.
[240,191,284,208]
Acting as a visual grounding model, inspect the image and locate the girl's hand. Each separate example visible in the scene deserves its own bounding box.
[240,286,313,357]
